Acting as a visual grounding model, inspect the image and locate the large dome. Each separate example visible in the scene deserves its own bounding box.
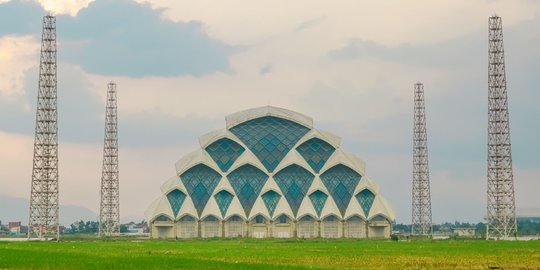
[145,106,395,239]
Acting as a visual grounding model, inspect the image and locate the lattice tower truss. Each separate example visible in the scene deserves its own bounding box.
[99,82,120,236]
[486,15,517,239]
[412,82,433,236]
[28,15,60,239]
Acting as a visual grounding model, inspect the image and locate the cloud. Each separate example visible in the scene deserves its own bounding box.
[0,0,236,77]
[327,35,484,70]
[258,63,272,75]
[0,1,43,35]
[294,16,327,33]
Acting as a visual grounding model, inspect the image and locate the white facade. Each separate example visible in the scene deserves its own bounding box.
[146,106,395,239]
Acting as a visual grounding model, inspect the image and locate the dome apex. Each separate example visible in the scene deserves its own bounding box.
[226,106,313,129]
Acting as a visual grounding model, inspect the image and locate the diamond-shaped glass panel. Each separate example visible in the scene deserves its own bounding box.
[261,190,281,217]
[320,164,361,216]
[154,215,172,222]
[273,164,314,217]
[214,190,234,218]
[166,189,186,218]
[227,164,268,216]
[205,138,245,172]
[356,189,375,217]
[296,138,336,173]
[309,190,328,217]
[229,116,310,172]
[180,164,222,216]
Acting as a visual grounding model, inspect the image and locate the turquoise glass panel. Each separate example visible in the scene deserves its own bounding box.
[214,190,234,217]
[205,138,245,172]
[296,138,335,173]
[227,164,268,216]
[166,189,186,218]
[308,190,328,217]
[154,215,171,222]
[261,190,281,217]
[320,164,361,216]
[273,164,314,217]
[180,164,222,216]
[229,116,310,172]
[356,189,375,217]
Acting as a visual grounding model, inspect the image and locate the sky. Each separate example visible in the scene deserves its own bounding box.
[0,0,538,224]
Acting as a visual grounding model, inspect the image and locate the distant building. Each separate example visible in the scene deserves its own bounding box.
[453,227,476,237]
[8,222,28,236]
[123,222,149,234]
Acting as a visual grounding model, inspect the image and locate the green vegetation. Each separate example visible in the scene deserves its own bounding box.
[0,239,539,269]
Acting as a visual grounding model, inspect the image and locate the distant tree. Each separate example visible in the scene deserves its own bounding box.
[518,220,540,235]
[393,223,411,233]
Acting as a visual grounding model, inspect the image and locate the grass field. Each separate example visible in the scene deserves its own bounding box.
[0,239,539,269]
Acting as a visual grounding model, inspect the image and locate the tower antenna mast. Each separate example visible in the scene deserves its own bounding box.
[412,82,433,236]
[29,15,60,240]
[99,82,120,236]
[486,15,517,239]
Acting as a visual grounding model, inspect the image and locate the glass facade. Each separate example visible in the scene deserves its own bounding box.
[180,164,222,216]
[166,189,186,218]
[214,190,234,217]
[296,138,335,173]
[261,190,281,217]
[320,164,361,216]
[356,189,375,217]
[229,116,310,172]
[205,138,245,172]
[308,190,328,217]
[273,164,315,217]
[227,164,269,216]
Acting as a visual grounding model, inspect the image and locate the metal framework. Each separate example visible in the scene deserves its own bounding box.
[412,82,433,236]
[28,15,60,240]
[99,82,120,236]
[486,15,517,239]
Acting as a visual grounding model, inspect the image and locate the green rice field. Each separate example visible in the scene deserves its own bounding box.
[0,239,539,269]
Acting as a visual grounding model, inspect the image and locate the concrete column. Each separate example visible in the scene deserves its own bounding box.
[268,220,273,238]
[197,220,202,238]
[174,222,178,240]
[221,220,225,238]
[293,221,298,238]
[340,220,345,238]
[365,222,369,238]
[317,220,322,238]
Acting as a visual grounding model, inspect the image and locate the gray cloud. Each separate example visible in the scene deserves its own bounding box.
[0,0,43,35]
[259,63,272,75]
[0,0,236,77]
[294,16,327,32]
[327,35,484,70]
[0,63,223,147]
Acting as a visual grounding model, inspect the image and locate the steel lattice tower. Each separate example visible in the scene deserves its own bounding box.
[28,15,59,240]
[99,82,120,236]
[486,15,517,239]
[412,82,433,236]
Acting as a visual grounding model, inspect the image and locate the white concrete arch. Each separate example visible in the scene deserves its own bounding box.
[293,129,342,150]
[226,150,267,175]
[225,105,313,130]
[273,148,315,176]
[223,195,247,220]
[174,149,223,177]
[176,194,198,220]
[319,148,365,176]
[160,176,189,195]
